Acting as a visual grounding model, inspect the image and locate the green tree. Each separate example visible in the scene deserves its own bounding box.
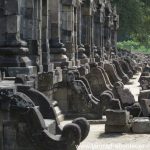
[112,0,144,40]
[112,0,150,52]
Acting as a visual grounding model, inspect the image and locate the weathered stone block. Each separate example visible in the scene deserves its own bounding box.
[78,66,89,76]
[0,85,16,98]
[139,99,150,117]
[106,109,130,126]
[38,72,55,91]
[131,117,150,133]
[110,99,122,110]
[116,87,135,107]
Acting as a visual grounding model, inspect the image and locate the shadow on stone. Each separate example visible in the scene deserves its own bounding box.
[98,132,124,139]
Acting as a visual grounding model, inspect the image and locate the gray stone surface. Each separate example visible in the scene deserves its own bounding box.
[116,87,135,107]
[105,124,131,133]
[131,117,150,133]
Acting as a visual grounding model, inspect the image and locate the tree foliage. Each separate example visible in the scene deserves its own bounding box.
[112,0,150,51]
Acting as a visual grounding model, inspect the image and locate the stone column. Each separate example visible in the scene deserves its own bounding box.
[100,2,105,60]
[0,0,29,65]
[61,0,76,62]
[104,0,112,60]
[77,4,82,48]
[35,0,43,72]
[41,0,52,72]
[74,4,78,64]
[81,1,92,58]
[22,0,43,72]
[49,0,68,63]
[111,6,119,55]
[0,0,37,76]
[93,7,101,61]
[76,2,87,61]
[91,12,95,60]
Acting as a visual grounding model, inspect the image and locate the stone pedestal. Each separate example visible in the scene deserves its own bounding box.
[105,109,131,133]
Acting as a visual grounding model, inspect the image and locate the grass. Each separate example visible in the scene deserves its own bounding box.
[117,40,150,54]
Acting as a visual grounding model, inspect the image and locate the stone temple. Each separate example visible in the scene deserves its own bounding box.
[0,0,149,150]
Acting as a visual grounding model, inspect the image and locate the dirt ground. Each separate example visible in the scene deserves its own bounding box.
[62,72,150,150]
[78,124,150,150]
